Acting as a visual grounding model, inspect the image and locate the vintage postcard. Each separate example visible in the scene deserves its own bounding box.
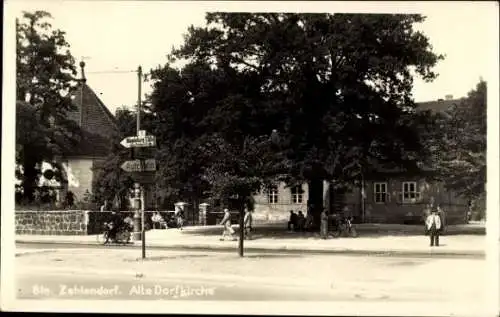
[2,1,499,316]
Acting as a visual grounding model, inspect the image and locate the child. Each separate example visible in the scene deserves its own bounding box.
[425,208,442,247]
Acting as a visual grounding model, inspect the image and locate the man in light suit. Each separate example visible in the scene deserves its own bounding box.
[426,208,442,247]
[219,208,236,241]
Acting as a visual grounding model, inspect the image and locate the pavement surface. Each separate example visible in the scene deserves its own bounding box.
[15,223,486,257]
[15,247,486,299]
[11,246,492,315]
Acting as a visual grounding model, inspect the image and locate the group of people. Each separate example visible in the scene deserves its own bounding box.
[287,210,314,232]
[151,208,185,230]
[219,207,253,241]
[288,208,353,239]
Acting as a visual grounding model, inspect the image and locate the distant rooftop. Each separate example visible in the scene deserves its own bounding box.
[416,94,464,113]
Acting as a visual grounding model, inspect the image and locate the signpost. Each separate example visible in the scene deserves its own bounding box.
[119,65,157,260]
[121,159,157,173]
[120,135,156,148]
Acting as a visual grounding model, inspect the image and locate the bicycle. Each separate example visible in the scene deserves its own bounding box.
[331,217,358,238]
[96,222,132,245]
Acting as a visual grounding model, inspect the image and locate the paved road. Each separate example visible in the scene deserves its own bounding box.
[15,241,483,259]
[13,245,488,306]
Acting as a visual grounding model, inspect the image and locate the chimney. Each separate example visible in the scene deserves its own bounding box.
[445,94,453,100]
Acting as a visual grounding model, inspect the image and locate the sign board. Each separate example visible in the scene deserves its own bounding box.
[120,135,156,148]
[121,159,157,172]
[129,172,156,184]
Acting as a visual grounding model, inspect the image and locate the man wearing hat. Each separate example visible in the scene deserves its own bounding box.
[425,207,442,247]
[219,208,236,241]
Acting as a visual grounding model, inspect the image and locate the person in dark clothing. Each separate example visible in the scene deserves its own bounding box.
[65,191,75,208]
[297,211,306,232]
[108,211,124,242]
[287,211,298,231]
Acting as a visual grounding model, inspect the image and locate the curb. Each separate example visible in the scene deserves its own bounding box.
[15,239,485,258]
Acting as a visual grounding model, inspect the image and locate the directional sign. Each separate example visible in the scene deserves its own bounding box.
[121,159,157,172]
[120,135,156,148]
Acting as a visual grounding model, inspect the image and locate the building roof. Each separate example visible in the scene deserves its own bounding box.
[416,98,464,114]
[64,73,119,157]
[364,97,466,178]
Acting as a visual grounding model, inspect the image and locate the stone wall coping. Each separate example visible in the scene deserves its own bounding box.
[16,210,177,213]
[16,210,87,213]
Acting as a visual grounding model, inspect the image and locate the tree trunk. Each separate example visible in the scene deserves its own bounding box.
[22,158,39,203]
[308,178,324,229]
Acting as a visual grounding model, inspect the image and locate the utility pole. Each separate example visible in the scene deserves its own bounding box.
[137,66,142,134]
[120,65,155,260]
[137,66,146,259]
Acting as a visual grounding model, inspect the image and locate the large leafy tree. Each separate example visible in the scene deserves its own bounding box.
[433,81,487,200]
[169,13,443,218]
[147,54,289,207]
[91,109,137,209]
[148,58,285,255]
[16,11,80,202]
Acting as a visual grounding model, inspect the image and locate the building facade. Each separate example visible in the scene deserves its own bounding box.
[251,96,471,224]
[61,61,119,202]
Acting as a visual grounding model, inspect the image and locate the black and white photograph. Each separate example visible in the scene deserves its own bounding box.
[1,1,499,315]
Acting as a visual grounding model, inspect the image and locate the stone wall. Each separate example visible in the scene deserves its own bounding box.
[16,210,177,235]
[16,210,89,235]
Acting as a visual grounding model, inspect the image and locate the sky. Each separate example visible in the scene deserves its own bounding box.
[5,1,499,115]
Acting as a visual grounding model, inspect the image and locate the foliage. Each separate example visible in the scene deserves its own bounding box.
[16,11,80,201]
[432,81,487,199]
[91,109,137,209]
[151,13,443,212]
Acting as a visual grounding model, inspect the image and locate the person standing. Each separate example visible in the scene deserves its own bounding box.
[437,204,446,235]
[426,208,442,247]
[175,206,185,230]
[287,210,298,231]
[243,207,253,240]
[297,211,306,232]
[305,212,314,231]
[220,208,236,241]
[65,191,75,209]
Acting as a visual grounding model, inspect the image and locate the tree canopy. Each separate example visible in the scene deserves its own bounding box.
[16,11,80,202]
[91,109,137,209]
[147,13,443,211]
[432,81,487,200]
